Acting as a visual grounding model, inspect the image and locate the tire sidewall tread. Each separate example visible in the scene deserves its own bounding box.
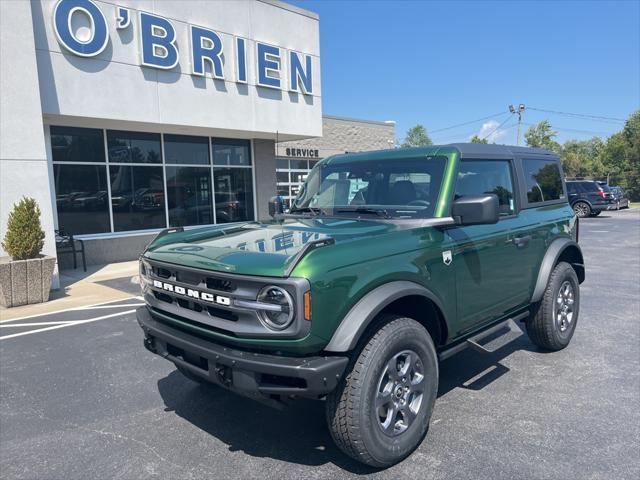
[527,261,580,351]
[326,315,438,467]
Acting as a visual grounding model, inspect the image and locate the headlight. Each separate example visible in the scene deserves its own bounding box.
[256,286,295,330]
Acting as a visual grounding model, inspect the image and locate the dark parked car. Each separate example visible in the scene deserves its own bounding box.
[609,186,630,209]
[566,180,614,217]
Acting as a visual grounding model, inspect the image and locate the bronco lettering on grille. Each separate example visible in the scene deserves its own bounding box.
[152,280,231,306]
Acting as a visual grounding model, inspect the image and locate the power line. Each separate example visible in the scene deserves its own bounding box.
[482,113,514,140]
[527,107,626,123]
[429,111,508,133]
[433,122,518,143]
[521,122,615,137]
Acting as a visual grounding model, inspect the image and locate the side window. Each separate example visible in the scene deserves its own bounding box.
[455,160,515,216]
[522,159,564,203]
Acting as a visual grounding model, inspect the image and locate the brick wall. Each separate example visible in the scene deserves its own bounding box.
[277,115,396,158]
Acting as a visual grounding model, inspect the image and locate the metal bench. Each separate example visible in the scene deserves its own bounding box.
[55,230,86,272]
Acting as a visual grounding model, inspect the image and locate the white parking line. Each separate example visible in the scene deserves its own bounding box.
[0,309,137,340]
[0,321,75,328]
[0,297,141,324]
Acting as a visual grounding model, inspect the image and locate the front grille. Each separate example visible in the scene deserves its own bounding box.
[175,270,202,286]
[151,306,237,337]
[153,290,173,303]
[154,266,172,279]
[206,277,235,292]
[151,264,237,292]
[153,289,237,322]
[142,258,310,340]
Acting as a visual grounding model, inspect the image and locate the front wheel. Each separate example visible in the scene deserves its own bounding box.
[526,262,580,351]
[326,316,438,467]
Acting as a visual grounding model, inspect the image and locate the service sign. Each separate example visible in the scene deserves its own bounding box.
[52,0,314,94]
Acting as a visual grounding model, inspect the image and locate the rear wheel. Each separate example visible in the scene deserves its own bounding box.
[526,262,580,351]
[326,316,438,467]
[573,201,591,218]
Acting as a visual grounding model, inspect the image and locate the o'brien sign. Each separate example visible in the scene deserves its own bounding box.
[52,0,314,94]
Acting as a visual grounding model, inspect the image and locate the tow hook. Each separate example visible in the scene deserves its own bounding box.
[143,336,156,353]
[215,364,232,386]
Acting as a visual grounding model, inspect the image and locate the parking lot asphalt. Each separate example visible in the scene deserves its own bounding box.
[1,209,639,480]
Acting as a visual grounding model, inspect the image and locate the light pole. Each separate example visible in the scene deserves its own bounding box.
[509,104,526,146]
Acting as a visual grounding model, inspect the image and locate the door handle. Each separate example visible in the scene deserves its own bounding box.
[513,235,531,248]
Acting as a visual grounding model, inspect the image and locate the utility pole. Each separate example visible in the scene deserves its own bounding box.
[509,104,526,146]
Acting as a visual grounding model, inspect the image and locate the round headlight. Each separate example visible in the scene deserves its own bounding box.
[257,286,295,330]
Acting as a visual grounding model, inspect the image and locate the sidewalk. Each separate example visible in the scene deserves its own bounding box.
[0,261,140,321]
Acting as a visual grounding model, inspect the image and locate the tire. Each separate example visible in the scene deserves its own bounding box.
[326,316,438,467]
[526,262,580,351]
[573,201,591,218]
[177,366,208,384]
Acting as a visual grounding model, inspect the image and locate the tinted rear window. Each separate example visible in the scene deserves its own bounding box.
[522,159,564,203]
[581,181,600,192]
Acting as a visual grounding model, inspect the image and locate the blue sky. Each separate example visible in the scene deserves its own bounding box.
[290,0,640,145]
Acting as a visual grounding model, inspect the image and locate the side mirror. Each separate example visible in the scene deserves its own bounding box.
[451,194,499,226]
[268,195,285,218]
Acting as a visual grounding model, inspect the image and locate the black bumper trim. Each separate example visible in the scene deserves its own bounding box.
[137,307,348,399]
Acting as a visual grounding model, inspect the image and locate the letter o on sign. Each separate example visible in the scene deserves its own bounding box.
[53,0,109,57]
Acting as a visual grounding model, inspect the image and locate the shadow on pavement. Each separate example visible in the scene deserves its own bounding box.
[157,323,544,471]
[157,371,378,474]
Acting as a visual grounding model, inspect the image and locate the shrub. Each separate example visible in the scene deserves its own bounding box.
[2,197,45,260]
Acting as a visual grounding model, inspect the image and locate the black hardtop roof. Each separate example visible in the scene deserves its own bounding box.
[323,143,560,165]
[447,143,558,158]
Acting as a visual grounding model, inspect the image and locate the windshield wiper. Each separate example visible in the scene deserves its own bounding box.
[289,206,321,216]
[335,207,391,218]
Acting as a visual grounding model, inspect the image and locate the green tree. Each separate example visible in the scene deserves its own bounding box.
[561,138,605,179]
[598,110,640,199]
[401,124,433,148]
[2,197,45,260]
[525,120,561,152]
[470,135,488,144]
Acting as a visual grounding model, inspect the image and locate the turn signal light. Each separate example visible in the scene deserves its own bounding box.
[303,291,312,321]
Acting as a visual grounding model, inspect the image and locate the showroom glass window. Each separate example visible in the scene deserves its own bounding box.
[107,131,165,231]
[51,127,256,235]
[51,126,110,234]
[164,135,213,227]
[212,139,254,223]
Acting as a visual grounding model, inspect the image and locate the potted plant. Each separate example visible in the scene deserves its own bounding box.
[0,197,56,307]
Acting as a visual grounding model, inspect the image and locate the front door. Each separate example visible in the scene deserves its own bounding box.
[448,159,530,335]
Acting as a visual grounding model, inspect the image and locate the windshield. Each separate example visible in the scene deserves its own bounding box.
[291,155,447,219]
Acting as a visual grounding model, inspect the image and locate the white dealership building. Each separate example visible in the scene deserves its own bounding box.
[0,0,394,280]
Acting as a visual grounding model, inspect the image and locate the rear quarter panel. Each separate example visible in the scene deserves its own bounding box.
[509,203,577,300]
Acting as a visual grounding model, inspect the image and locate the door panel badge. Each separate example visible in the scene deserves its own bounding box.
[442,250,452,266]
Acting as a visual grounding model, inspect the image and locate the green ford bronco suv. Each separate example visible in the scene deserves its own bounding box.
[137,144,584,467]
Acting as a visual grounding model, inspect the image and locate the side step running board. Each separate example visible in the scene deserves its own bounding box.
[438,311,529,361]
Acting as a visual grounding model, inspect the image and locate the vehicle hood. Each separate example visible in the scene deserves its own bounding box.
[143,218,400,277]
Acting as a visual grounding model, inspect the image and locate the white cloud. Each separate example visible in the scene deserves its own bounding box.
[473,120,509,143]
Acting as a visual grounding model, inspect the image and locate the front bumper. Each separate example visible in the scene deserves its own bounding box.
[137,307,348,400]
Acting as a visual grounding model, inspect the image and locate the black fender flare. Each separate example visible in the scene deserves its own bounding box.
[324,281,447,352]
[531,238,585,303]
